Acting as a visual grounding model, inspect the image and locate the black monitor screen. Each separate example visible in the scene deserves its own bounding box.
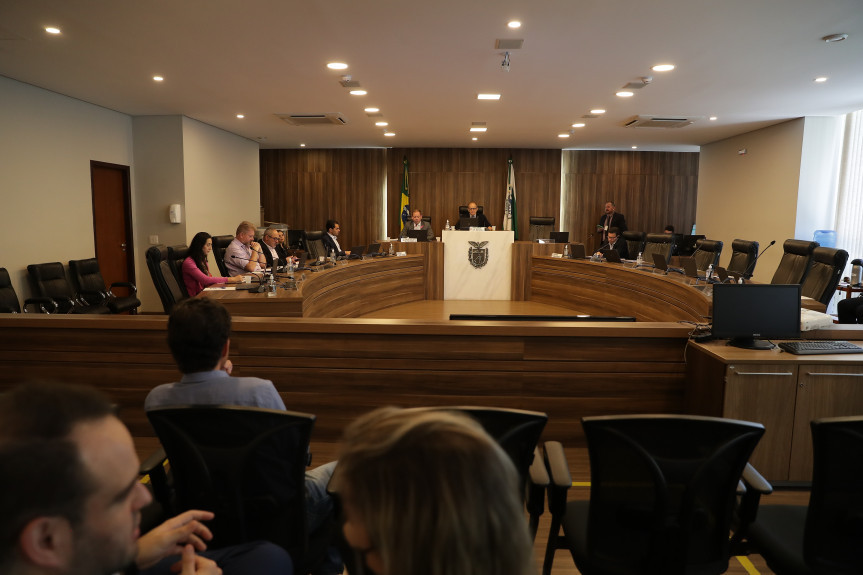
[711,284,801,350]
[458,217,482,230]
[406,229,430,241]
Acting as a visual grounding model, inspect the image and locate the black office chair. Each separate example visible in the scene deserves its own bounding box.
[727,239,760,279]
[287,229,306,251]
[801,246,848,305]
[0,267,56,313]
[693,239,723,271]
[641,232,676,263]
[529,216,555,242]
[421,216,432,226]
[68,258,140,314]
[305,230,326,260]
[166,244,191,298]
[27,262,111,314]
[146,406,328,573]
[771,239,818,285]
[145,246,187,313]
[541,414,764,575]
[211,234,235,278]
[623,231,646,258]
[737,415,863,574]
[408,406,549,540]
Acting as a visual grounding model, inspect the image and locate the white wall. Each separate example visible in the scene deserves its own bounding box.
[696,119,805,282]
[0,76,134,301]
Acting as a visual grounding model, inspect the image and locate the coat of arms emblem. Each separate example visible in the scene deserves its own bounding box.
[468,241,489,269]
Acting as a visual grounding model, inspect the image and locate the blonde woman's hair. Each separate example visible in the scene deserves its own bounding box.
[333,407,535,575]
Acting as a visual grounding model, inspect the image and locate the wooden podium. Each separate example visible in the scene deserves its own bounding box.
[442,229,514,300]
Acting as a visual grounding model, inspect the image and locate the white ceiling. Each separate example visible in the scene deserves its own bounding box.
[1,0,862,151]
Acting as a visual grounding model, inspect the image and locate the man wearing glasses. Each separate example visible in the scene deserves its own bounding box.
[458,201,492,230]
[261,227,289,269]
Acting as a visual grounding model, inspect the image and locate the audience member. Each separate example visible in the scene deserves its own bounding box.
[322,220,349,258]
[0,381,292,575]
[183,232,243,296]
[399,209,434,241]
[458,202,492,230]
[330,407,533,575]
[596,201,627,244]
[664,224,675,234]
[146,298,340,574]
[224,221,266,276]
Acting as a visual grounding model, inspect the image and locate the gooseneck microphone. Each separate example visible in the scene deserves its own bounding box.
[741,240,776,281]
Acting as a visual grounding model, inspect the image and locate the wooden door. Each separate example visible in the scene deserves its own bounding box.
[90,161,134,297]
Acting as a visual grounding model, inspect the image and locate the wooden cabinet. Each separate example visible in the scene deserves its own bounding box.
[686,342,863,482]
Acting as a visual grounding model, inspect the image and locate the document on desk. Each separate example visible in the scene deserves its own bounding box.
[203,286,238,291]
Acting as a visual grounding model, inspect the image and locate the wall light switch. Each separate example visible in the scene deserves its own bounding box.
[149,235,159,245]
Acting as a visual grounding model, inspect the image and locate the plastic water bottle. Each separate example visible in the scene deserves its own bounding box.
[707,264,714,281]
[388,242,395,256]
[563,244,570,258]
[329,249,336,264]
[637,252,644,266]
[445,219,450,230]
[267,274,276,297]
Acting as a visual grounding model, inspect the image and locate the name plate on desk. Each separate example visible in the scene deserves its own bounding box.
[442,229,513,300]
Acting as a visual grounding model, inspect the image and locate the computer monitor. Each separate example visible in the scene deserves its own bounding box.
[406,229,430,241]
[458,217,482,230]
[711,284,801,350]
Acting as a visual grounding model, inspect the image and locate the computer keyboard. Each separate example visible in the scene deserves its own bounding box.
[778,340,863,355]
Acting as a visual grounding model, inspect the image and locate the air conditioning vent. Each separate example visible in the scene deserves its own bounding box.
[623,115,694,129]
[276,113,348,126]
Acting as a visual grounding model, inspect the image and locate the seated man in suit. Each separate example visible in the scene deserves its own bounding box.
[594,227,629,260]
[0,381,292,575]
[146,298,341,575]
[321,219,350,258]
[399,208,435,241]
[457,201,492,230]
[261,227,296,269]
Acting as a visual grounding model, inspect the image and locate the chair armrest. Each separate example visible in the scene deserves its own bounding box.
[78,290,109,305]
[731,463,774,551]
[526,446,549,519]
[543,441,573,517]
[51,295,77,313]
[109,281,138,295]
[139,446,172,510]
[529,445,550,487]
[23,297,58,313]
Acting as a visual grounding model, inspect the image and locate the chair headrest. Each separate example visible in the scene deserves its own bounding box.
[811,247,849,267]
[305,230,324,241]
[783,239,818,256]
[622,231,646,241]
[0,268,10,288]
[645,233,673,244]
[168,245,190,261]
[695,239,723,252]
[731,239,759,254]
[69,258,100,276]
[529,216,555,226]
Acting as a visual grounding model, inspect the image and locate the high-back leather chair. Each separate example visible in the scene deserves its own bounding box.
[771,239,818,284]
[305,230,326,260]
[693,239,723,271]
[529,216,555,242]
[68,258,140,314]
[27,262,110,314]
[167,245,190,298]
[211,234,235,277]
[801,246,848,305]
[0,267,56,313]
[287,229,306,250]
[641,233,676,263]
[727,239,760,279]
[622,231,646,258]
[145,246,187,313]
[541,414,764,575]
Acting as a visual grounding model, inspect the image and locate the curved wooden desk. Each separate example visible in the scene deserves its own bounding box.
[528,256,712,322]
[203,255,426,317]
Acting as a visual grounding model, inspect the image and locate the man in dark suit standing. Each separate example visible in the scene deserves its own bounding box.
[597,201,627,244]
[322,219,349,258]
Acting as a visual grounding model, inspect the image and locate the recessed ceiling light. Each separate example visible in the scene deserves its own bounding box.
[631,146,638,149]
[571,123,586,128]
[153,76,164,82]
[236,114,244,119]
[616,91,634,98]
[590,109,606,115]
[652,64,675,72]
[472,137,478,141]
[822,33,848,43]
[558,134,570,138]
[327,62,348,70]
[45,26,61,34]
[384,132,396,137]
[300,143,306,147]
[477,94,501,100]
[375,121,388,126]
[814,76,828,83]
[508,21,521,29]
[349,89,367,95]
[470,122,487,132]
[364,107,380,113]
[709,116,718,121]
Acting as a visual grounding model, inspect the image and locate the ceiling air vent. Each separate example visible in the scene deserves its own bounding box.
[276,113,348,126]
[624,115,694,128]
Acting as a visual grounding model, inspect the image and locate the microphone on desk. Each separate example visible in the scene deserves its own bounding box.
[741,240,776,281]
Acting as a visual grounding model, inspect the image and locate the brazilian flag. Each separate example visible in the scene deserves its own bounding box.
[400,157,410,231]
